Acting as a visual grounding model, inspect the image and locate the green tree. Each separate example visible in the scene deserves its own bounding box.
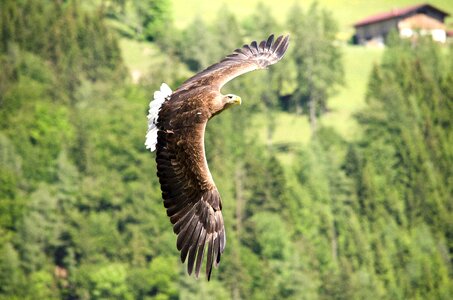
[0,243,25,297]
[90,264,133,300]
[350,36,453,298]
[287,2,344,132]
[178,16,219,72]
[135,0,172,42]
[242,2,279,38]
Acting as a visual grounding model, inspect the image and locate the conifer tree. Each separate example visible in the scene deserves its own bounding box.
[287,2,344,132]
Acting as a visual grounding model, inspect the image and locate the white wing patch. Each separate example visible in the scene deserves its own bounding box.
[145,83,172,152]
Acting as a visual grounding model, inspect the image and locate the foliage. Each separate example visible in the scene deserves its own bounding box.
[0,0,124,100]
[0,1,452,299]
[133,0,173,42]
[287,2,344,131]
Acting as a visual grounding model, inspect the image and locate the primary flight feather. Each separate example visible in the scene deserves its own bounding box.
[145,34,289,280]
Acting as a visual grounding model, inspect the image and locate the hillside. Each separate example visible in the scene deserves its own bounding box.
[119,37,384,169]
[1,1,452,299]
[170,0,453,38]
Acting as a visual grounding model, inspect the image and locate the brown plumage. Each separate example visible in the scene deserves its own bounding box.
[150,34,289,280]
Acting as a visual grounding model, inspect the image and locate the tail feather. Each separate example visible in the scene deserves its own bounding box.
[145,83,172,152]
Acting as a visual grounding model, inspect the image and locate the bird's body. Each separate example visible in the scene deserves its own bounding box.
[146,34,289,280]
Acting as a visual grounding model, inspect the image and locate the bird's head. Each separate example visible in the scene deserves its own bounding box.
[223,94,242,108]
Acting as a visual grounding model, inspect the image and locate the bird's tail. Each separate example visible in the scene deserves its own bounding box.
[145,83,172,152]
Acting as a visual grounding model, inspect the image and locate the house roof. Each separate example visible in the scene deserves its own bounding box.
[354,3,450,27]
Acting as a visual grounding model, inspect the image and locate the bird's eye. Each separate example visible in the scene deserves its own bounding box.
[228,95,233,99]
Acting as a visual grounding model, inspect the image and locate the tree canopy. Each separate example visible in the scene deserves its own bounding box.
[0,1,451,299]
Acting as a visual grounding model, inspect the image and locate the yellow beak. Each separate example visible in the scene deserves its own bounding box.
[234,96,242,105]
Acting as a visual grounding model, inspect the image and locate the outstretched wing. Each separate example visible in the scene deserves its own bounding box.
[155,109,226,280]
[178,34,290,91]
[153,34,289,280]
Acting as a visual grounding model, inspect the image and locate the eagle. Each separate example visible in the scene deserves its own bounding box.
[145,34,289,280]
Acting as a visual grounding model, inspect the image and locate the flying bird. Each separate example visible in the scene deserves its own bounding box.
[145,34,290,280]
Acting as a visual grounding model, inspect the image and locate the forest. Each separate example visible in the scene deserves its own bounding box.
[0,0,452,299]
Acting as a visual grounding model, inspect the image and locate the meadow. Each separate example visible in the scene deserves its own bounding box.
[170,0,453,37]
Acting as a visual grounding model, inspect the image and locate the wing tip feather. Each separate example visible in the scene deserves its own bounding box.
[247,33,290,64]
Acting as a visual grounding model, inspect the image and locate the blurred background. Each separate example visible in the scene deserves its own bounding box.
[0,0,452,299]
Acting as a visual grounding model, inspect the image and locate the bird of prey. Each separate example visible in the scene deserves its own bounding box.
[145,34,289,280]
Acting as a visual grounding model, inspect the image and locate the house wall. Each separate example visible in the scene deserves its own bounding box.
[431,29,447,43]
[355,19,399,44]
[397,14,447,43]
[399,28,447,43]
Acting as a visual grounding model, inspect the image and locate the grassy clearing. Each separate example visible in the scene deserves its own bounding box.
[250,110,311,146]
[254,45,383,143]
[119,38,162,81]
[321,45,383,139]
[249,44,383,169]
[249,110,310,168]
